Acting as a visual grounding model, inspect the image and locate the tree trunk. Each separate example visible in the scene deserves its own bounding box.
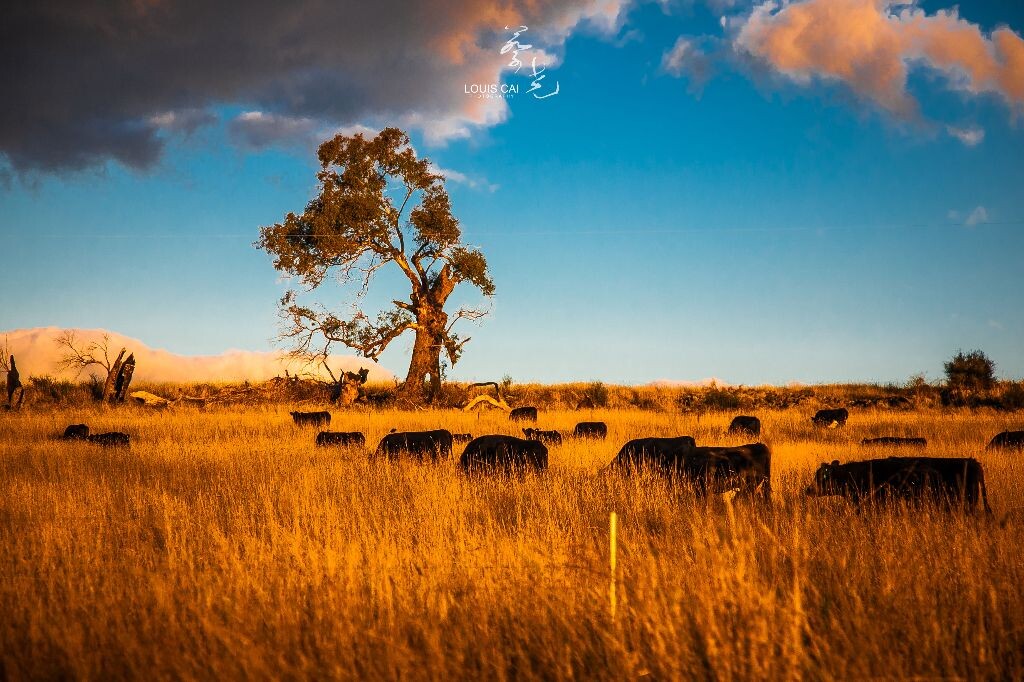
[115,353,136,402]
[102,348,127,403]
[399,306,446,403]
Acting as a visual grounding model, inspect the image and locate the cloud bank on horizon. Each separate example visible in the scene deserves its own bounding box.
[2,0,1022,176]
[2,327,395,384]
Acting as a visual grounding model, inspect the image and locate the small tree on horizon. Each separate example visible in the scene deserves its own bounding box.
[257,127,494,402]
[944,349,996,392]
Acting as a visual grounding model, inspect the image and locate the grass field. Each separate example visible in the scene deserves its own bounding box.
[2,404,1023,680]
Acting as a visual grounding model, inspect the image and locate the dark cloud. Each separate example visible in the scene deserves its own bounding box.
[227,112,320,150]
[1,0,626,174]
[149,108,218,137]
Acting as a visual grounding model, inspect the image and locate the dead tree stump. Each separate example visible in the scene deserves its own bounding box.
[115,353,136,402]
[6,355,24,409]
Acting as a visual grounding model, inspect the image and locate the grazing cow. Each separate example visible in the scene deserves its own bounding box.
[375,430,454,461]
[682,443,772,500]
[87,432,130,448]
[805,457,991,513]
[812,408,849,428]
[861,437,927,447]
[522,428,563,446]
[509,406,538,422]
[987,431,1024,450]
[727,415,761,437]
[573,422,608,439]
[458,435,548,474]
[290,411,331,428]
[315,431,366,447]
[603,437,697,477]
[452,433,474,444]
[62,424,90,440]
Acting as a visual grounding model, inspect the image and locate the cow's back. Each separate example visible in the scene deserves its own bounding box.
[316,431,366,447]
[459,435,548,473]
[988,430,1024,449]
[375,429,453,460]
[605,436,696,475]
[683,443,771,498]
[573,422,607,439]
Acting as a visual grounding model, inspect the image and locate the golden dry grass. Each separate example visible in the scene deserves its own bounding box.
[2,405,1023,680]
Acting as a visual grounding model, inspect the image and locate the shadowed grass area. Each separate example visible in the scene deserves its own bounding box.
[1,405,1022,679]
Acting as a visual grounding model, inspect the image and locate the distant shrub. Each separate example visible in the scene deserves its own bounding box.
[1000,382,1024,411]
[582,382,609,408]
[701,387,741,411]
[628,390,661,411]
[28,375,78,404]
[432,383,467,409]
[945,350,995,392]
[905,373,929,391]
[675,391,701,413]
[86,374,105,401]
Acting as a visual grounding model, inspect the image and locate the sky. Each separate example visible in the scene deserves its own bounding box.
[1,0,1023,385]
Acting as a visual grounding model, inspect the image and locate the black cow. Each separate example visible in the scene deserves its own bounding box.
[452,433,474,444]
[509,406,538,422]
[806,457,992,513]
[812,408,849,427]
[987,431,1024,450]
[522,428,562,446]
[861,437,927,447]
[458,435,548,474]
[290,411,331,428]
[315,431,366,447]
[87,432,130,448]
[603,437,697,477]
[62,424,90,440]
[573,422,607,439]
[727,415,761,437]
[375,430,453,461]
[682,443,772,500]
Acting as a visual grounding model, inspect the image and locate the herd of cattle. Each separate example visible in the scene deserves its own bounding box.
[55,407,1024,514]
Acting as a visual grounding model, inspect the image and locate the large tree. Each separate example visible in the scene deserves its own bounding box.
[257,127,494,402]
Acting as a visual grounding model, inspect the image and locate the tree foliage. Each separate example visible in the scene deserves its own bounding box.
[257,128,493,400]
[944,349,996,392]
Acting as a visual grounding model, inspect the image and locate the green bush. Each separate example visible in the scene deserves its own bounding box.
[1000,382,1024,411]
[701,387,742,411]
[582,382,610,408]
[944,350,995,391]
[28,376,79,404]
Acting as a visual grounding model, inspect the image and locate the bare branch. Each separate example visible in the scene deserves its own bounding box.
[0,337,11,372]
[55,330,115,376]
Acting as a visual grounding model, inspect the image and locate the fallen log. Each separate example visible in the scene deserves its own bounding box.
[129,390,171,408]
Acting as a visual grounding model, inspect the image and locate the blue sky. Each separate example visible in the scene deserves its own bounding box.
[1,0,1022,384]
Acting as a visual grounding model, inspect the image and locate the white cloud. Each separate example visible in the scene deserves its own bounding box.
[964,205,989,226]
[661,36,715,91]
[662,37,695,77]
[946,125,985,146]
[429,163,500,192]
[734,0,1024,122]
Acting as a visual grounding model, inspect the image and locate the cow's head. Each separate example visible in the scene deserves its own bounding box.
[522,428,538,440]
[806,460,842,496]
